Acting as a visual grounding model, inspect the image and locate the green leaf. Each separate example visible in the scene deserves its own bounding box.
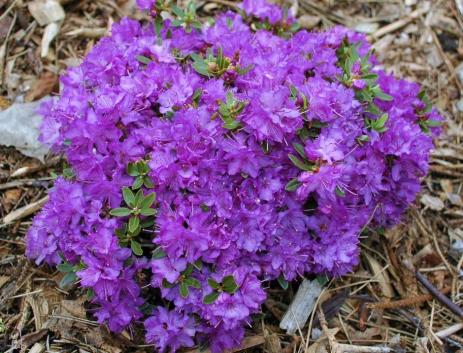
[235,64,254,75]
[136,55,152,65]
[127,163,139,176]
[365,103,381,115]
[132,177,144,190]
[194,260,203,270]
[222,275,238,294]
[203,291,220,304]
[285,178,301,192]
[375,90,393,101]
[316,275,329,286]
[140,193,156,209]
[292,142,306,159]
[185,277,201,289]
[335,186,346,197]
[60,272,77,289]
[192,88,202,104]
[152,248,167,260]
[162,279,174,288]
[372,113,389,132]
[277,275,289,290]
[193,61,210,76]
[171,5,185,17]
[140,208,156,216]
[223,120,241,130]
[140,219,155,228]
[57,262,74,273]
[63,168,75,179]
[128,216,140,233]
[183,264,194,277]
[143,176,154,189]
[288,154,313,171]
[110,207,131,217]
[208,278,220,290]
[426,119,442,127]
[131,239,143,256]
[122,187,136,207]
[361,73,378,80]
[134,189,144,206]
[180,282,189,298]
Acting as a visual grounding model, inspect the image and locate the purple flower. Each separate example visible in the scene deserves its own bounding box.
[26,1,442,351]
[145,308,196,352]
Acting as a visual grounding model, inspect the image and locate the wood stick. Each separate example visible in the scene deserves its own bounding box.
[415,271,463,318]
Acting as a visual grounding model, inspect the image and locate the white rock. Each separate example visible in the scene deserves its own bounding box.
[0,98,50,162]
[280,279,323,334]
[354,22,379,34]
[420,194,445,211]
[28,0,65,26]
[41,21,61,58]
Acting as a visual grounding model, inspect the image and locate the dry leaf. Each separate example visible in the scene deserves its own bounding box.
[2,188,22,212]
[420,194,445,211]
[365,254,394,298]
[25,72,59,102]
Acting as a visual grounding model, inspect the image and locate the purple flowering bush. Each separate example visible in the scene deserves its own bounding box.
[26,0,442,351]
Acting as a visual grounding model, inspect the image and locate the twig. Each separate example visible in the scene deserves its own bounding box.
[367,287,452,310]
[415,271,463,318]
[436,323,463,339]
[1,196,49,224]
[370,6,429,40]
[0,0,19,23]
[0,178,53,191]
[317,309,392,353]
[205,0,239,10]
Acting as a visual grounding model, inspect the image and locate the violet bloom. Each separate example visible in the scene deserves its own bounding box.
[145,308,196,352]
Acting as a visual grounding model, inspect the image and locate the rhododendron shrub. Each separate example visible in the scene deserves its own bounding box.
[26,0,442,351]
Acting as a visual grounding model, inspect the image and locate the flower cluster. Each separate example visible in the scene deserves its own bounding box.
[27,1,442,352]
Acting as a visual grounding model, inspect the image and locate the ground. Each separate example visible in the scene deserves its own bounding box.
[0,0,462,352]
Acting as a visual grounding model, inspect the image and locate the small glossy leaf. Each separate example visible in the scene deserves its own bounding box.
[140,208,157,216]
[162,279,174,288]
[222,275,238,294]
[375,91,393,101]
[292,142,306,159]
[288,154,313,171]
[316,275,329,286]
[140,193,156,209]
[236,64,254,75]
[134,189,144,206]
[203,291,220,304]
[60,272,77,289]
[122,187,136,207]
[277,275,289,290]
[57,262,74,273]
[185,277,201,289]
[127,163,139,176]
[143,176,154,189]
[208,278,220,289]
[110,207,131,217]
[131,239,143,256]
[128,216,140,233]
[285,178,301,192]
[183,264,194,277]
[136,55,151,65]
[152,248,167,260]
[180,282,189,298]
[335,186,346,197]
[132,177,144,190]
[426,119,441,127]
